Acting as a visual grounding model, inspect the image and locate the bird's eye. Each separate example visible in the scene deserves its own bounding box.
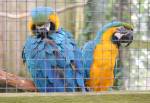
[31,24,36,31]
[50,22,56,31]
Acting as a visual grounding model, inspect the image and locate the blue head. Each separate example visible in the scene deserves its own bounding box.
[29,6,60,36]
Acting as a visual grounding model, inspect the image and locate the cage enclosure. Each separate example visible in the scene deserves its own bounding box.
[0,0,149,93]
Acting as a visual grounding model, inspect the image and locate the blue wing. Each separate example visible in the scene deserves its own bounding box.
[23,28,85,92]
[82,40,97,79]
[50,28,85,92]
[22,36,65,92]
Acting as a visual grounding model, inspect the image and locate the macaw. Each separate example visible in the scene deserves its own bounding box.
[82,21,133,91]
[22,6,85,92]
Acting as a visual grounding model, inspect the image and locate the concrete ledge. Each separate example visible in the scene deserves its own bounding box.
[0,91,150,97]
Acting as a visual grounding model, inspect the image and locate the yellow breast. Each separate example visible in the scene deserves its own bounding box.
[86,27,119,91]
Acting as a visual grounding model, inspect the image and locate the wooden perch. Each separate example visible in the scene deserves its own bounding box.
[0,69,37,92]
[0,2,87,19]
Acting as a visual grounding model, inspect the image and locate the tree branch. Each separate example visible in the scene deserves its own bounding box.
[57,2,87,13]
[0,69,37,92]
[0,2,87,19]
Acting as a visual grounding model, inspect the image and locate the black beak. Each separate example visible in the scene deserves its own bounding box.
[112,27,133,47]
[119,32,133,47]
[36,28,49,39]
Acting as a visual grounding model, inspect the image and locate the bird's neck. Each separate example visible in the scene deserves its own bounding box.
[101,27,117,44]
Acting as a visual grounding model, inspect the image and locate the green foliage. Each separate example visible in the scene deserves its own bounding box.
[82,0,94,41]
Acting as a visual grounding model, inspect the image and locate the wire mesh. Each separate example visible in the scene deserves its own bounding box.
[0,0,149,93]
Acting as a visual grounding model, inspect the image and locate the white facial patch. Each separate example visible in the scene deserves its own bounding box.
[114,33,124,39]
[114,31,129,40]
[45,23,51,31]
[36,25,45,29]
[36,22,51,31]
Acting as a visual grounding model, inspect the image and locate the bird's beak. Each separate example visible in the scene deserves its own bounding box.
[112,27,133,47]
[119,31,133,47]
[35,22,51,34]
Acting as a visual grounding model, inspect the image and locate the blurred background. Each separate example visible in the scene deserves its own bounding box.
[0,0,149,92]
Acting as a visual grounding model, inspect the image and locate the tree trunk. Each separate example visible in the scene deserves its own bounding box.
[83,0,107,41]
[74,0,85,41]
[115,0,131,90]
[0,2,5,72]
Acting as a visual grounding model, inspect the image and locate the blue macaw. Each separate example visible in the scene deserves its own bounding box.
[82,21,133,91]
[22,7,85,92]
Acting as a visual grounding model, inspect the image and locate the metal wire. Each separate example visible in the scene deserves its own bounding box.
[0,0,149,93]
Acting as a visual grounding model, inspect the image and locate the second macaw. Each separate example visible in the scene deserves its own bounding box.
[82,21,133,91]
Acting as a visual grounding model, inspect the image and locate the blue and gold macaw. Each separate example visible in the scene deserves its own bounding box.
[82,21,133,91]
[22,7,85,92]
